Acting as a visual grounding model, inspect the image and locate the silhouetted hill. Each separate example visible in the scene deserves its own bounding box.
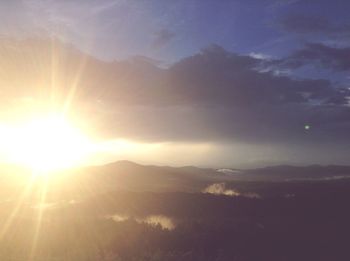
[1,161,350,197]
[80,160,222,193]
[243,164,350,181]
[92,160,350,182]
[52,161,350,197]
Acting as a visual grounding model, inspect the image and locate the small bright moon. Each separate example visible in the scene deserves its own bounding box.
[0,114,92,173]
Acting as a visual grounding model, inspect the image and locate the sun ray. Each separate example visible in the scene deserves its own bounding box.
[28,175,49,260]
[62,42,90,116]
[0,174,36,240]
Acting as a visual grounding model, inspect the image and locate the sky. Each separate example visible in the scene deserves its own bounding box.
[0,0,349,168]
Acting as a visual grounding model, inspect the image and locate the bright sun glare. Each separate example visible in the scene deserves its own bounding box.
[0,114,92,173]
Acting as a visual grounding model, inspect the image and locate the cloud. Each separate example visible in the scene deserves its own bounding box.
[167,44,340,106]
[108,214,175,230]
[202,183,260,198]
[139,215,175,230]
[249,52,272,60]
[0,38,349,166]
[151,29,175,49]
[203,183,240,196]
[274,43,350,72]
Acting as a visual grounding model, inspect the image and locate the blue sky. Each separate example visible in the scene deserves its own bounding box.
[0,0,346,60]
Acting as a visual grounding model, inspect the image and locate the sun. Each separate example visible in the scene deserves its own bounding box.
[2,114,92,173]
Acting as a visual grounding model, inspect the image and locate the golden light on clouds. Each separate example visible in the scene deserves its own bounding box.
[92,139,215,167]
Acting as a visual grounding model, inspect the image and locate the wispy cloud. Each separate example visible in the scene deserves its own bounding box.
[203,183,260,198]
[152,29,175,49]
[108,214,176,230]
